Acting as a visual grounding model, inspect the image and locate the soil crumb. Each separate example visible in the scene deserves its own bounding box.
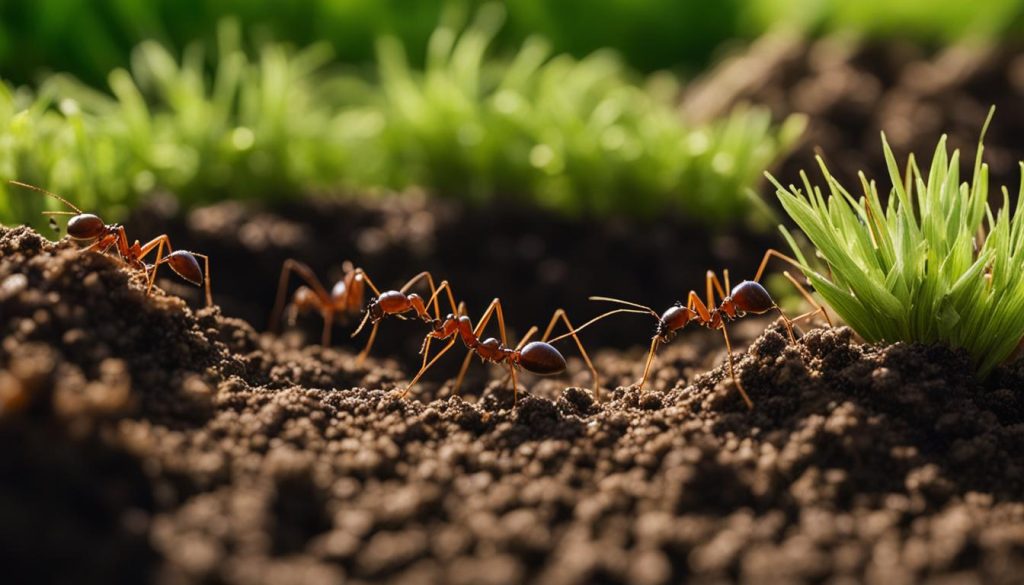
[2,224,1023,584]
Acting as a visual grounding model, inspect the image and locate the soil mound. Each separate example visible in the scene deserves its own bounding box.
[2,225,1023,584]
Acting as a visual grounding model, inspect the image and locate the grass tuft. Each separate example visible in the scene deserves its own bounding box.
[770,109,1024,376]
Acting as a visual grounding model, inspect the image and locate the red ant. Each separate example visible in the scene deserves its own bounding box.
[557,250,830,409]
[394,283,599,403]
[9,180,212,306]
[272,262,459,365]
[269,259,379,350]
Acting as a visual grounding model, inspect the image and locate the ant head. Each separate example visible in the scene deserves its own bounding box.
[518,341,566,375]
[67,214,106,240]
[164,251,203,286]
[365,298,384,322]
[729,281,774,314]
[659,305,691,334]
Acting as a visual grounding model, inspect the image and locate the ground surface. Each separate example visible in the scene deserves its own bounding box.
[3,225,1024,585]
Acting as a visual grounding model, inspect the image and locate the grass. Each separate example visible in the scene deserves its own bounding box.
[0,9,804,227]
[749,0,1024,43]
[771,111,1024,376]
[0,0,748,87]
[4,0,1021,90]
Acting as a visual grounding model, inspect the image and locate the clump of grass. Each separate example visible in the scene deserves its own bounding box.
[0,9,804,227]
[771,111,1024,375]
[371,4,805,218]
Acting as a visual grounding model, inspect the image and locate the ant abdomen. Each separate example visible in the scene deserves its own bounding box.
[67,214,106,240]
[518,341,567,375]
[165,251,204,285]
[730,281,774,314]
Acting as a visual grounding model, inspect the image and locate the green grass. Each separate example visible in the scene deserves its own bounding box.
[771,111,1024,375]
[0,0,746,87]
[4,0,1021,90]
[749,0,1024,42]
[1,11,804,226]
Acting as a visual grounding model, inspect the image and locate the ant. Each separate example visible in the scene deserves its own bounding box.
[272,262,455,365]
[9,180,212,306]
[269,259,378,350]
[398,283,599,403]
[349,271,454,362]
[557,250,830,409]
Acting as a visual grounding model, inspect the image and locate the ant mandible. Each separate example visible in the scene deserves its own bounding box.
[9,180,212,306]
[399,283,599,403]
[557,250,830,409]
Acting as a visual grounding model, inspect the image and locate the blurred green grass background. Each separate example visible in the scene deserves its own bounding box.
[4,0,1022,86]
[2,0,1023,228]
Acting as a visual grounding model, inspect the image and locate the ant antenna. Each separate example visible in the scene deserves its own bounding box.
[7,180,84,214]
[548,307,655,344]
[588,296,659,316]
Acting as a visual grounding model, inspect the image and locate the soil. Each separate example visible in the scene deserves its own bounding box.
[3,224,1024,585]
[683,36,1024,196]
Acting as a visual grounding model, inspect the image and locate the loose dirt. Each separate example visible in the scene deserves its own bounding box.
[3,225,1023,585]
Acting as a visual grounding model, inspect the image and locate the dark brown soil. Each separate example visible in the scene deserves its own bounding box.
[4,225,1024,584]
[684,37,1024,195]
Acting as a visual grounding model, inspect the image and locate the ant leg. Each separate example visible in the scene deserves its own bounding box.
[322,310,334,347]
[540,309,600,400]
[753,248,808,283]
[355,323,379,366]
[424,280,460,324]
[686,291,713,323]
[454,307,497,393]
[454,299,512,398]
[145,238,167,297]
[516,326,539,349]
[270,259,332,334]
[132,234,174,296]
[637,338,661,391]
[190,252,213,307]
[782,271,832,327]
[772,301,797,343]
[499,326,539,387]
[719,322,754,410]
[352,268,382,297]
[509,363,520,404]
[706,270,728,307]
[402,337,459,398]
[82,233,118,254]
